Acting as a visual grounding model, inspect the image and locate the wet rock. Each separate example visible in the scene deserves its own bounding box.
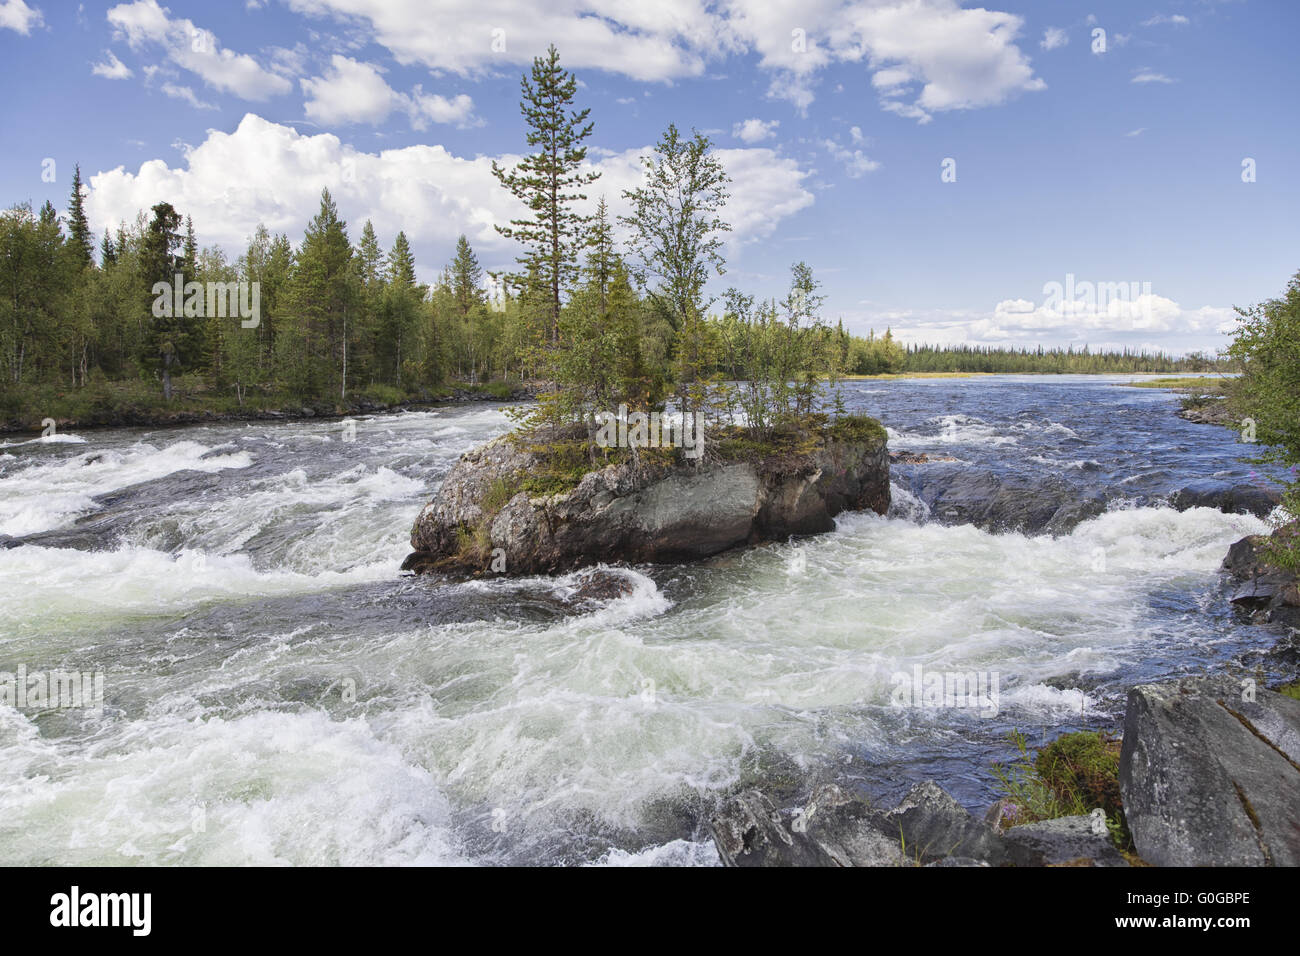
[890,450,959,464]
[882,781,1008,864]
[708,785,904,867]
[1170,480,1280,518]
[1222,528,1300,627]
[911,469,1105,536]
[709,780,1129,867]
[1177,399,1234,427]
[1119,675,1300,866]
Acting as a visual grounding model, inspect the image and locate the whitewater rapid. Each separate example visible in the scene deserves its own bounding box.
[0,378,1287,865]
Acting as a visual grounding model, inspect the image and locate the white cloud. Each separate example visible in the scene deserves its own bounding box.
[1125,127,1146,137]
[107,0,292,101]
[1041,27,1068,50]
[285,0,728,83]
[1141,14,1189,27]
[300,55,402,125]
[300,55,478,128]
[822,138,880,178]
[846,292,1235,353]
[1131,70,1175,84]
[0,0,42,34]
[161,82,217,110]
[285,0,1044,121]
[732,118,779,143]
[83,114,814,277]
[849,125,865,144]
[92,50,134,79]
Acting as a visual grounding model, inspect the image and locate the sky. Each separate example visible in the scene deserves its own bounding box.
[1,0,1296,355]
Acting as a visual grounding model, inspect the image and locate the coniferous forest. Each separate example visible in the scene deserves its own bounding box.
[0,46,1238,434]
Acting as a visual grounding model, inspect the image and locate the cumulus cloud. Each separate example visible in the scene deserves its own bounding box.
[83,114,814,277]
[845,283,1236,354]
[0,0,42,34]
[285,0,1044,120]
[107,0,292,101]
[732,118,779,143]
[92,50,134,79]
[300,55,477,128]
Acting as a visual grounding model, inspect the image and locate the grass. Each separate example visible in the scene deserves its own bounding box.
[1122,376,1229,392]
[991,729,1132,851]
[1277,680,1300,701]
[509,412,887,498]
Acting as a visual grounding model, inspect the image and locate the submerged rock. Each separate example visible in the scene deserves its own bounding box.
[1169,480,1280,518]
[907,469,1107,535]
[404,423,890,576]
[1119,675,1300,866]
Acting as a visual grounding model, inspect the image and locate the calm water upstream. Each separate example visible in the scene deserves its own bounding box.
[0,375,1289,865]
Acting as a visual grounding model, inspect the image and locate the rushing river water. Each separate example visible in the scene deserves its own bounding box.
[0,375,1291,866]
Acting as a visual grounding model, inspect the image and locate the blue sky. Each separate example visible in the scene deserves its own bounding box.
[1,0,1296,354]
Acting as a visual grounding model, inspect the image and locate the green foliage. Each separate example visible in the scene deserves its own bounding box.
[1226,271,1300,564]
[992,730,1132,850]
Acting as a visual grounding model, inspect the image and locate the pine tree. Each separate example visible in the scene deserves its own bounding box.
[451,235,483,316]
[99,228,116,268]
[491,44,599,342]
[380,231,422,388]
[182,215,198,283]
[66,164,94,270]
[357,220,382,289]
[585,197,615,310]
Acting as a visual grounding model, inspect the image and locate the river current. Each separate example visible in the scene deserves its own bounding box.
[0,375,1289,865]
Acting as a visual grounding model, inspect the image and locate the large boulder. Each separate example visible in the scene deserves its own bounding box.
[404,424,890,575]
[1119,675,1300,866]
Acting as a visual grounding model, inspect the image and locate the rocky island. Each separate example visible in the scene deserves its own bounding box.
[403,415,890,575]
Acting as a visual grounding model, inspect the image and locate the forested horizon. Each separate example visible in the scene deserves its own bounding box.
[0,46,1238,432]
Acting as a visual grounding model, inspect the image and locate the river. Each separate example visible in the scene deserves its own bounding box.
[0,375,1288,865]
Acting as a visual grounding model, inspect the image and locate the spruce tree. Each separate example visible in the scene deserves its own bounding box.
[99,228,116,268]
[66,164,94,270]
[491,44,599,342]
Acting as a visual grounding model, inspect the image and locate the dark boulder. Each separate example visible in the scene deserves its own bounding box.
[1222,529,1300,627]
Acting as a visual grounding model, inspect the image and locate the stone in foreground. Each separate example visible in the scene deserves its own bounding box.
[1119,675,1300,866]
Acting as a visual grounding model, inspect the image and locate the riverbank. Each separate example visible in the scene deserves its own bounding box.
[0,377,537,435]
